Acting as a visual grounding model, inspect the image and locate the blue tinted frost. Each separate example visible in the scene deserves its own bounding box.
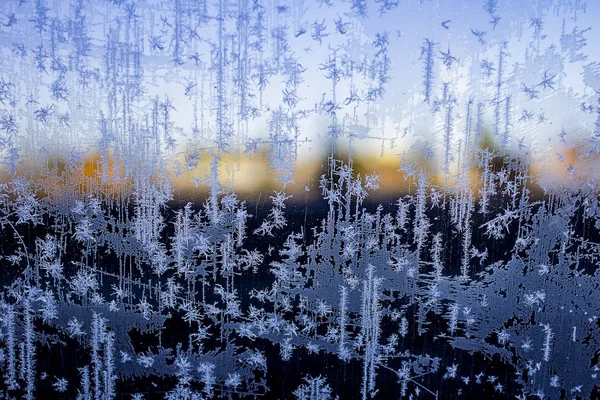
[0,0,598,399]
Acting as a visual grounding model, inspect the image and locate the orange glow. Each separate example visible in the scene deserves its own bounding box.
[2,142,597,203]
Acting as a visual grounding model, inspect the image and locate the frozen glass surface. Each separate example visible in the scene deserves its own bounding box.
[0,0,599,398]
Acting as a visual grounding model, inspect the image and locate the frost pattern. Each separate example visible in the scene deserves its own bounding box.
[0,0,599,399]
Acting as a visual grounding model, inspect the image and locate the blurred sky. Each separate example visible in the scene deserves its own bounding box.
[1,0,600,185]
